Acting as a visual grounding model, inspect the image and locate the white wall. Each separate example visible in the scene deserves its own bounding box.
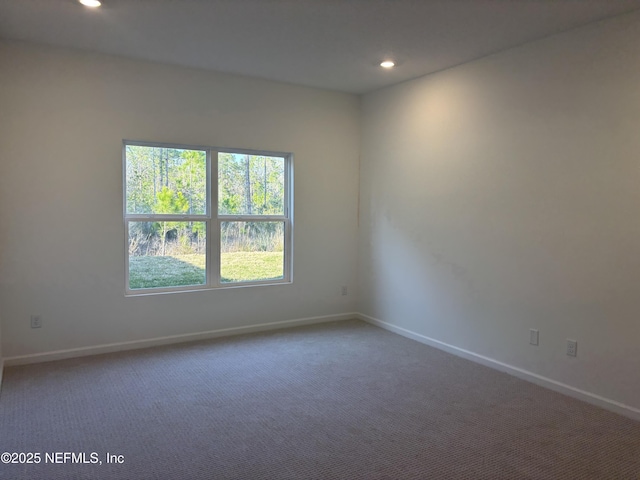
[0,314,3,382]
[0,41,360,358]
[358,11,640,410]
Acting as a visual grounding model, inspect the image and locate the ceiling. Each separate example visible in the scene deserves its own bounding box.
[1,0,640,94]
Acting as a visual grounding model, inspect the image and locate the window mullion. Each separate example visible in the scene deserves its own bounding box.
[206,149,213,288]
[218,215,287,222]
[124,218,131,293]
[211,150,221,287]
[125,215,207,221]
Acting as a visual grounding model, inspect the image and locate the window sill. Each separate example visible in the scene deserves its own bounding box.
[125,279,293,297]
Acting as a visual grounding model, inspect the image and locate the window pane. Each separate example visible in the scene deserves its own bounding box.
[218,153,285,215]
[220,221,284,283]
[126,145,207,215]
[128,221,206,289]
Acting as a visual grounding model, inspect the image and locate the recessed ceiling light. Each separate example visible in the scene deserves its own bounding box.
[380,60,395,69]
[79,0,101,7]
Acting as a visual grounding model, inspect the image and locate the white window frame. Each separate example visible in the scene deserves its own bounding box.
[123,140,293,295]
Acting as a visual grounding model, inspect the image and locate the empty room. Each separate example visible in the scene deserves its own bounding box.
[1,1,639,478]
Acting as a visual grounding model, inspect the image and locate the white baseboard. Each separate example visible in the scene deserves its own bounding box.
[3,313,357,367]
[357,313,640,422]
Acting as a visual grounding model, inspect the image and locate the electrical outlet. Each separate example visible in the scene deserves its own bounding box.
[529,329,539,346]
[567,339,577,357]
[341,286,348,296]
[30,315,42,329]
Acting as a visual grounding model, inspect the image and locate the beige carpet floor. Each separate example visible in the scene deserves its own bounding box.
[0,319,639,479]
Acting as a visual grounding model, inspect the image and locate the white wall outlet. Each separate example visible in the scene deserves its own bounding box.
[567,339,577,357]
[30,315,42,329]
[529,329,539,346]
[341,286,348,296]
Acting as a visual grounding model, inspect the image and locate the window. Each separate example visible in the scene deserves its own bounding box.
[124,141,292,294]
